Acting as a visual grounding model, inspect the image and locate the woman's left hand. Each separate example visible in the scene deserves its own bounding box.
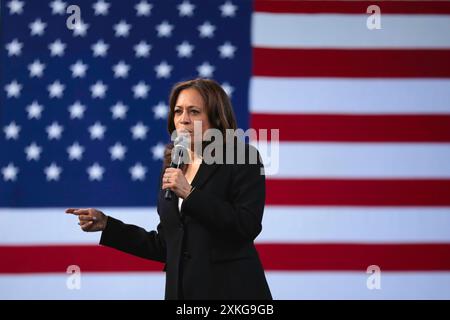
[162,168,192,199]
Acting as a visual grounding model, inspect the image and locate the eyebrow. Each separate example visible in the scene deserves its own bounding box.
[174,105,201,109]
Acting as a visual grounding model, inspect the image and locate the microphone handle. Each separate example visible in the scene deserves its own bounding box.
[164,162,180,200]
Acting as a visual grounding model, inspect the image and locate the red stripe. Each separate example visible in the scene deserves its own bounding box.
[1,243,450,273]
[254,1,450,14]
[253,48,450,78]
[251,113,450,142]
[266,179,450,206]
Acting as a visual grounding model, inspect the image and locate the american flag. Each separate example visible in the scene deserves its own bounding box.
[1,0,450,299]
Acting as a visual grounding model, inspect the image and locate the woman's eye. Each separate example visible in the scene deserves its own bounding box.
[191,110,199,114]
[174,109,182,114]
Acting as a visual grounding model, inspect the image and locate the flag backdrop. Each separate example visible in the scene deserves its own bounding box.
[1,0,450,299]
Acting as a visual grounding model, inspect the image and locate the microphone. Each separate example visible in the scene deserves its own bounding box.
[165,133,190,200]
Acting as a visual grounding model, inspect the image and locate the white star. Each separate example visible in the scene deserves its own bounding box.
[112,61,130,78]
[198,21,216,38]
[72,20,89,37]
[221,82,234,98]
[151,142,166,160]
[132,81,150,99]
[176,41,194,58]
[87,163,104,181]
[48,80,65,98]
[88,122,106,140]
[130,163,147,181]
[49,39,66,57]
[131,122,148,140]
[5,39,23,56]
[114,20,131,37]
[153,101,168,119]
[92,0,110,16]
[90,81,108,98]
[109,142,127,160]
[178,1,195,17]
[29,18,47,36]
[26,101,44,119]
[155,61,173,79]
[4,122,21,140]
[67,142,84,160]
[134,41,152,58]
[91,40,109,57]
[5,80,22,98]
[218,41,236,58]
[46,122,64,140]
[111,101,128,119]
[44,163,62,181]
[197,62,215,78]
[49,0,66,15]
[7,0,24,15]
[2,163,19,181]
[135,0,152,16]
[28,59,46,77]
[70,60,88,78]
[25,142,42,161]
[220,1,238,17]
[156,21,174,37]
[68,101,86,119]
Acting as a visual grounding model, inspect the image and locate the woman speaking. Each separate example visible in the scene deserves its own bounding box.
[66,78,272,300]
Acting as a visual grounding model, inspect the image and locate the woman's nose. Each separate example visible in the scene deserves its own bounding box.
[180,111,191,123]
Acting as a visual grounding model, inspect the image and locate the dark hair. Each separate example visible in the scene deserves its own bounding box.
[163,78,238,169]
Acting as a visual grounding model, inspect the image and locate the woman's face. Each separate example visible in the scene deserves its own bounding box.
[174,88,211,141]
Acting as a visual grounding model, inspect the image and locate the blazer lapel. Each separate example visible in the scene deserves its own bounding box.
[190,160,220,190]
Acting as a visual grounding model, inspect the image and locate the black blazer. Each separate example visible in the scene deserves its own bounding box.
[100,143,272,300]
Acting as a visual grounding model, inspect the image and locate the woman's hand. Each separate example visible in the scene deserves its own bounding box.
[162,168,192,199]
[65,208,108,232]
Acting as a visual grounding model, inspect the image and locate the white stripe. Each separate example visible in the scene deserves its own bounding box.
[250,77,450,114]
[252,13,450,48]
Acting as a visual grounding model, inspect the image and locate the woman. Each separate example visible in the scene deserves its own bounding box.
[66,78,272,300]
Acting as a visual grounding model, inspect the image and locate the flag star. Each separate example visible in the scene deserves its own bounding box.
[220,1,238,17]
[221,82,234,98]
[45,163,62,181]
[25,142,42,161]
[46,122,64,140]
[114,20,131,37]
[4,122,21,140]
[72,20,89,37]
[218,41,236,58]
[134,41,152,58]
[68,101,86,119]
[153,101,168,119]
[198,21,216,38]
[132,81,150,99]
[28,59,46,77]
[2,163,19,181]
[111,101,128,119]
[135,0,153,16]
[151,142,166,160]
[67,142,84,160]
[131,122,148,140]
[49,0,66,15]
[87,163,104,181]
[109,142,127,160]
[92,0,110,16]
[178,1,195,17]
[5,39,23,56]
[88,122,106,140]
[26,100,44,119]
[155,61,173,79]
[90,81,108,98]
[197,62,215,78]
[47,80,65,98]
[5,80,22,98]
[7,0,24,15]
[49,39,66,57]
[130,163,147,181]
[70,60,88,78]
[29,18,47,36]
[91,40,109,57]
[112,61,130,78]
[176,41,194,58]
[156,21,174,37]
